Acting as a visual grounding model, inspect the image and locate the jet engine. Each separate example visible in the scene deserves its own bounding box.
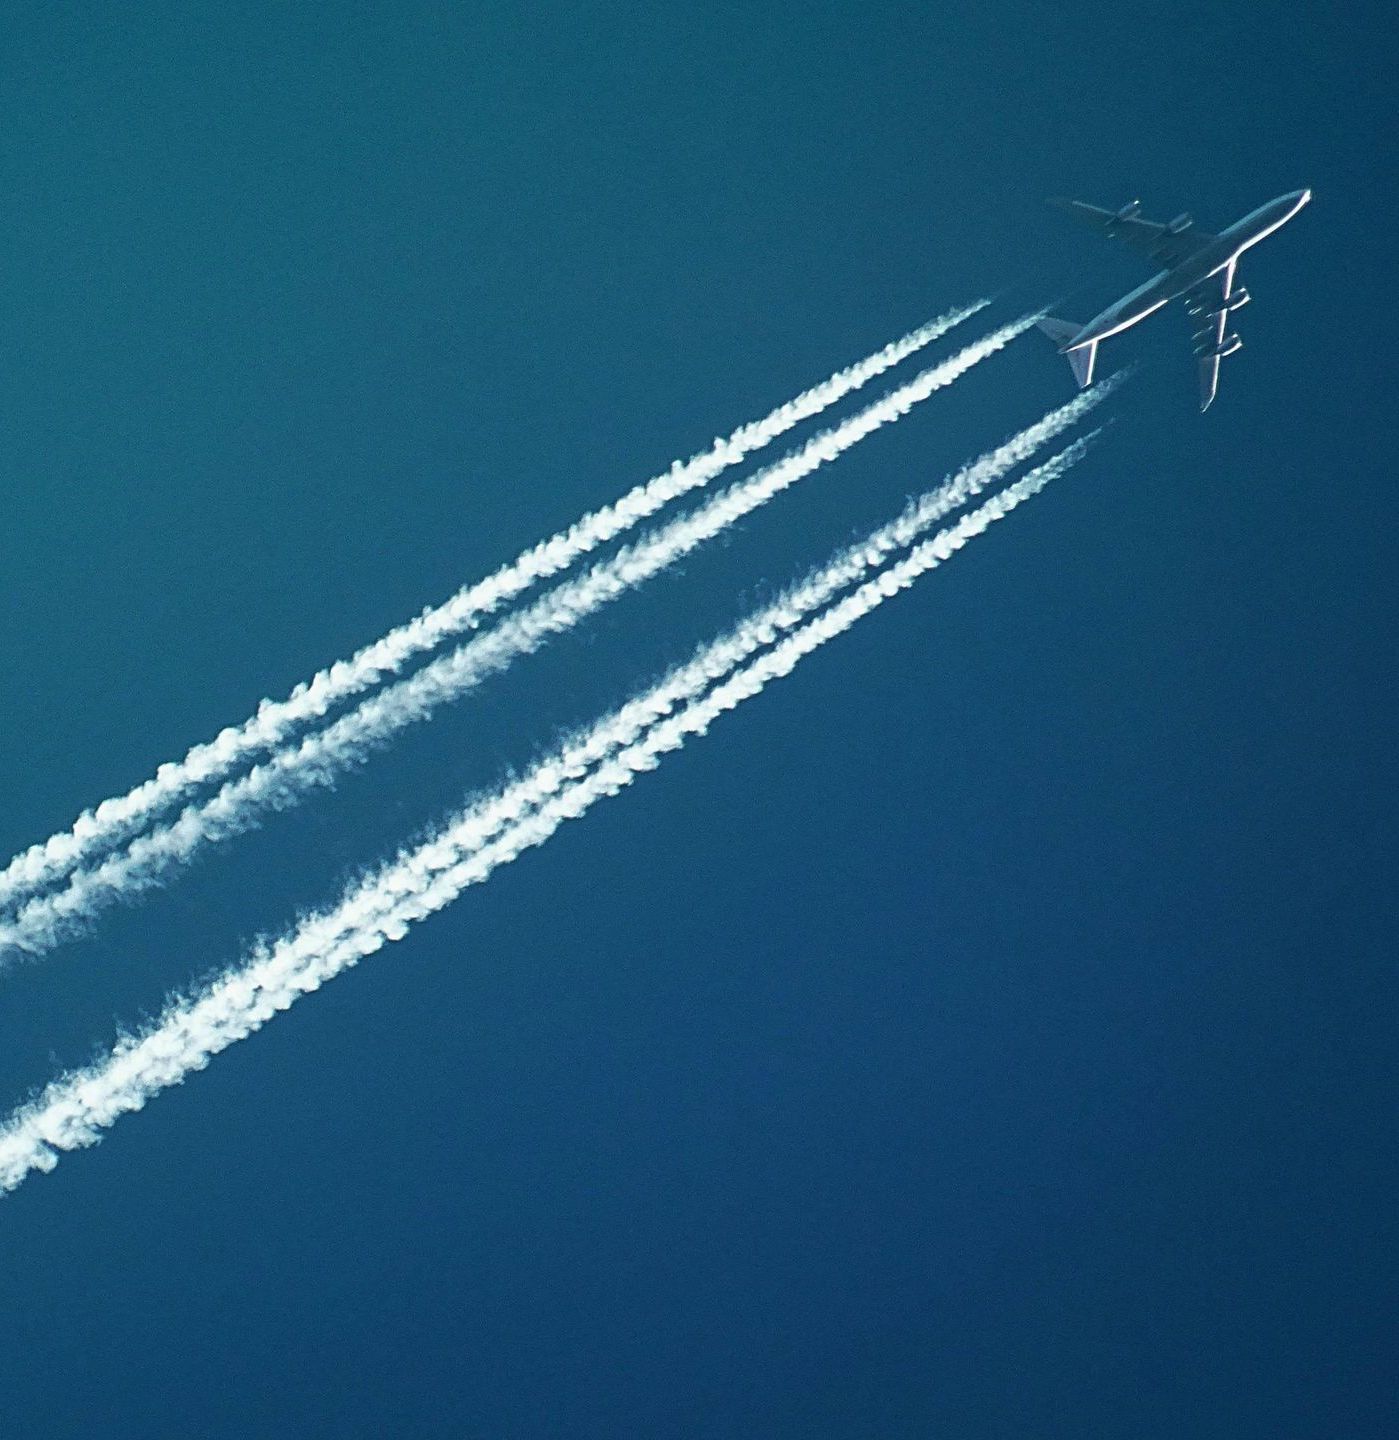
[1214,334,1243,358]
[1188,287,1251,320]
[1166,212,1193,234]
[1112,199,1142,222]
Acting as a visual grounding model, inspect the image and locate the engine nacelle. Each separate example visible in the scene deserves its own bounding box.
[1214,334,1243,358]
[1166,212,1193,234]
[1112,199,1142,222]
[1188,286,1251,319]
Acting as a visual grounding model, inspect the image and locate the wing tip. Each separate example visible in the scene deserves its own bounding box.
[1197,356,1221,412]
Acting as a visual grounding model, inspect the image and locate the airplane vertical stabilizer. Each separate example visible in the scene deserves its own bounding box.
[1036,317,1097,389]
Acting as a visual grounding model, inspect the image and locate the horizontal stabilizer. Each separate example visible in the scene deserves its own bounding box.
[1035,316,1080,347]
[1036,317,1097,389]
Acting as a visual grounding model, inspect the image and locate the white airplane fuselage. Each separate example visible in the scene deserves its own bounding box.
[1064,189,1311,352]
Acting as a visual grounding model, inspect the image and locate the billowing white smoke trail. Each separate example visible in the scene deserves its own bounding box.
[0,412,1109,1195]
[2,315,1045,960]
[0,301,986,915]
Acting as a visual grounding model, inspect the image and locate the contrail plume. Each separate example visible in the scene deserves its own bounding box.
[0,301,986,915]
[1,315,1047,960]
[0,414,1107,1195]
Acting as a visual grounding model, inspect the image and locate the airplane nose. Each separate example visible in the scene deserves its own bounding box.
[1296,188,1312,206]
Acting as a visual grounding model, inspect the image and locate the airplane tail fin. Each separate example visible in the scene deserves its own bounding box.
[1035,317,1097,389]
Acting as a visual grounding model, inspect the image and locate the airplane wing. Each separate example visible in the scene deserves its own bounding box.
[1183,260,1244,412]
[1048,197,1216,270]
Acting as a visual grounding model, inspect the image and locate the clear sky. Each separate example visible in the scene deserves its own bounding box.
[1,3,1395,1436]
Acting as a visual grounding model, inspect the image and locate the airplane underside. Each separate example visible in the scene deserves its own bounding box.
[1039,189,1310,411]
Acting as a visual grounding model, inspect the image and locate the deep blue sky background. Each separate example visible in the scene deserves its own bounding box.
[1,3,1395,1436]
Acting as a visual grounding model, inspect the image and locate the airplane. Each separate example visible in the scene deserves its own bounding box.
[1037,188,1311,410]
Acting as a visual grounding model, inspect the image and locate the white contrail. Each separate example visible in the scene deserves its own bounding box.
[0,411,1109,1194]
[0,301,986,915]
[2,315,1044,959]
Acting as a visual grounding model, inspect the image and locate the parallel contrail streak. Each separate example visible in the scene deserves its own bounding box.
[2,315,1039,959]
[0,301,986,915]
[0,403,1109,1194]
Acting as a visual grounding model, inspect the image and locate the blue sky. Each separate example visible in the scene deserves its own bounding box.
[0,3,1395,1436]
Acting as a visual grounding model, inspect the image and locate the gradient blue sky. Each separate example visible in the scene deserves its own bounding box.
[1,3,1395,1436]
